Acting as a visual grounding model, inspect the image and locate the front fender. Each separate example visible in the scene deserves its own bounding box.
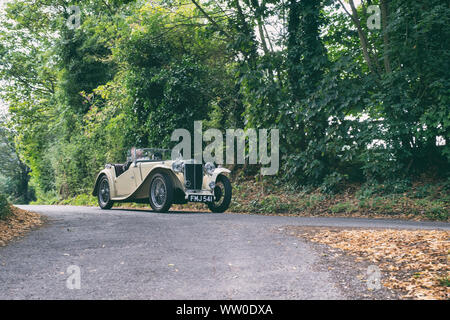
[211,167,231,182]
[92,169,115,197]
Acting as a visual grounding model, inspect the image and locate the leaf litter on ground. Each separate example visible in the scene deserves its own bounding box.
[0,206,43,247]
[289,227,449,300]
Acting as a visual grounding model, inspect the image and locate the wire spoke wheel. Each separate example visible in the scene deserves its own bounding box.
[149,173,173,213]
[100,180,110,204]
[208,175,232,213]
[151,177,167,208]
[98,176,114,209]
[213,181,225,207]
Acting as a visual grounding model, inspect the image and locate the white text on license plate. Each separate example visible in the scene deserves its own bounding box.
[188,195,213,203]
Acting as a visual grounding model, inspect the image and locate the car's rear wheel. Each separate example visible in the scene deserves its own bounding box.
[208,175,232,213]
[98,176,114,209]
[149,173,173,213]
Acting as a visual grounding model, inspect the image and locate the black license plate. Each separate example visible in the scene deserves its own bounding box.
[188,194,213,203]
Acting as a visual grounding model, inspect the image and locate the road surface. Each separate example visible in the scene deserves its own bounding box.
[0,205,448,299]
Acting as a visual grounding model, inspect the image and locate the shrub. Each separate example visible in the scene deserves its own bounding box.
[259,195,290,213]
[443,178,450,192]
[426,201,448,221]
[330,201,357,214]
[357,179,412,199]
[409,184,433,199]
[319,173,348,194]
[383,179,411,195]
[60,194,97,206]
[439,277,450,287]
[31,190,60,205]
[0,193,11,220]
[305,194,326,208]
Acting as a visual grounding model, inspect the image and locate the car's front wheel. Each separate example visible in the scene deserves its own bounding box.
[208,175,232,213]
[98,176,114,209]
[149,173,174,213]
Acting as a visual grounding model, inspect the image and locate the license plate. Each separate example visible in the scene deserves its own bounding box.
[188,194,213,203]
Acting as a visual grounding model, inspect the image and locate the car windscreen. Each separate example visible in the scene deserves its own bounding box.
[133,148,171,162]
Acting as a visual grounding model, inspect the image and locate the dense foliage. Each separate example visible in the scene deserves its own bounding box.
[0,0,448,202]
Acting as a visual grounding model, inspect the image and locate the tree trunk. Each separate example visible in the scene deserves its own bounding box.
[381,0,392,73]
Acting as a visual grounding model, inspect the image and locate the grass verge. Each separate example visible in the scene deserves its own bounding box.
[32,175,449,221]
[227,176,449,221]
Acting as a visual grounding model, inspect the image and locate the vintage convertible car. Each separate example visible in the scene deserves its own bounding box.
[92,148,232,213]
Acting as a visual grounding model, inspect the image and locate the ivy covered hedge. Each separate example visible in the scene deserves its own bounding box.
[0,0,448,203]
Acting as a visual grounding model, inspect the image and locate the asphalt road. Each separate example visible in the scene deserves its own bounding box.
[0,205,448,300]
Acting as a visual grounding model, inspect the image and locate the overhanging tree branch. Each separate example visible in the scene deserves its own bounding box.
[190,0,233,40]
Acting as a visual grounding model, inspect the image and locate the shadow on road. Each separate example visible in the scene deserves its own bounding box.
[109,207,214,215]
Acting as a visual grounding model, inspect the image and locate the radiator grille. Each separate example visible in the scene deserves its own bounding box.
[184,163,203,190]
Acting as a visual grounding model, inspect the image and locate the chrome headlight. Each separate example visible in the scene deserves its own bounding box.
[204,162,215,175]
[172,160,184,173]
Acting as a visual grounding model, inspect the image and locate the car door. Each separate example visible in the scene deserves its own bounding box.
[114,165,139,197]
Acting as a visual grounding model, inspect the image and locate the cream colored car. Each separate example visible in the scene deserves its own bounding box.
[92,148,232,213]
